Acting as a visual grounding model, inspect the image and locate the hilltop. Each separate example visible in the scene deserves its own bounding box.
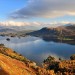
[0,44,55,75]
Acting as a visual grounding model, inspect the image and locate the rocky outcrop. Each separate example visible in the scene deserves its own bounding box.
[43,55,75,75]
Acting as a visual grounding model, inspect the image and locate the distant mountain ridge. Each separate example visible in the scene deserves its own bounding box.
[57,24,75,35]
[0,28,17,33]
[0,26,36,34]
[0,25,39,31]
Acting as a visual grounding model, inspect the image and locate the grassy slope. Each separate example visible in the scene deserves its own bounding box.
[0,46,54,75]
[0,53,35,75]
[0,46,36,75]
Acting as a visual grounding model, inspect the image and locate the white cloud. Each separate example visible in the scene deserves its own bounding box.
[60,21,70,24]
[0,20,72,27]
[0,21,42,27]
[0,21,28,26]
[10,0,75,19]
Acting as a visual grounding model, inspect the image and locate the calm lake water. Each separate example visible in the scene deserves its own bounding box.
[0,36,75,65]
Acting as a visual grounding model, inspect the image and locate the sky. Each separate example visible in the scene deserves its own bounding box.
[0,0,75,27]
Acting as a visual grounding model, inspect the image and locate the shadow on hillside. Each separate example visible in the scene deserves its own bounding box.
[0,68,9,75]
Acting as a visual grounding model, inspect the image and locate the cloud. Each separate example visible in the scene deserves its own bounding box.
[10,0,75,19]
[0,21,42,26]
[0,21,28,26]
[0,20,72,27]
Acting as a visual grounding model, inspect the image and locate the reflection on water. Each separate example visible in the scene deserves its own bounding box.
[42,37,75,45]
[0,36,75,66]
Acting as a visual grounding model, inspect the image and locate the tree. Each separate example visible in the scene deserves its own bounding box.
[43,56,55,63]
[70,54,75,60]
[47,56,55,61]
[0,44,4,46]
[59,58,62,61]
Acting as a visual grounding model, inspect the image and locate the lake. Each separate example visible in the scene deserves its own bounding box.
[0,36,75,66]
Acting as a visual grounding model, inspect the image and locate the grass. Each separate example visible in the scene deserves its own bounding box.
[63,38,74,40]
[58,37,74,41]
[0,46,28,62]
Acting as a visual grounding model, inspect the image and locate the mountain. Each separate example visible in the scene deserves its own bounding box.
[0,26,38,36]
[0,26,36,37]
[0,25,39,31]
[64,23,75,27]
[0,28,17,33]
[27,24,75,40]
[57,24,75,35]
[27,27,58,37]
